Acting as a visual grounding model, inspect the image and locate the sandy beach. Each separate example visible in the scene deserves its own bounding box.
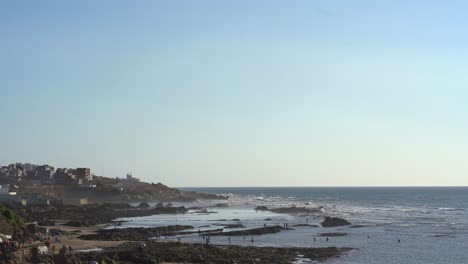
[43,224,126,251]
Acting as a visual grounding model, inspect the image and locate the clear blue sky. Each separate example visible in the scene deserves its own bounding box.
[2,1,468,187]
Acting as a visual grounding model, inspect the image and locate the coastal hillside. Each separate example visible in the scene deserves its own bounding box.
[16,177,223,203]
[0,203,24,235]
[1,163,225,204]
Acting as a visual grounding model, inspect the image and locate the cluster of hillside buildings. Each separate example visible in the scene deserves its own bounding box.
[0,182,89,206]
[0,163,93,185]
[0,163,142,205]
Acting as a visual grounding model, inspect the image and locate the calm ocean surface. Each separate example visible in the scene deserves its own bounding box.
[121,187,468,264]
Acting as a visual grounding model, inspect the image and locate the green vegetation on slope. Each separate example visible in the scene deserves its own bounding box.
[0,203,24,235]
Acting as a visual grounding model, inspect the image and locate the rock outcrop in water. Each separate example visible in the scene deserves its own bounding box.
[255,206,322,214]
[137,202,150,208]
[321,217,351,227]
[208,225,284,236]
[255,206,269,211]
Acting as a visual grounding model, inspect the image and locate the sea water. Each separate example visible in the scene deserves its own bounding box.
[117,187,468,264]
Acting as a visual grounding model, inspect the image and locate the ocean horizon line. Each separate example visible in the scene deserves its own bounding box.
[178,185,468,189]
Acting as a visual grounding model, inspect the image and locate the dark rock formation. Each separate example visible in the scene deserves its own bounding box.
[78,225,194,241]
[208,225,284,236]
[321,217,351,227]
[68,241,353,264]
[138,202,150,208]
[349,225,367,228]
[13,204,187,227]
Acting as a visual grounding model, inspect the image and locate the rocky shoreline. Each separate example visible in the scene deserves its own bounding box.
[65,241,353,264]
[78,225,194,241]
[78,224,290,241]
[208,225,285,236]
[321,217,352,227]
[9,203,188,226]
[1,197,357,264]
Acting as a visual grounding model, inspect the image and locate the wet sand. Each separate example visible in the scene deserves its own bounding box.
[43,224,126,251]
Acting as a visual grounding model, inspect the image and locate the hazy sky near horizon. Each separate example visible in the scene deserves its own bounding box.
[2,1,468,187]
